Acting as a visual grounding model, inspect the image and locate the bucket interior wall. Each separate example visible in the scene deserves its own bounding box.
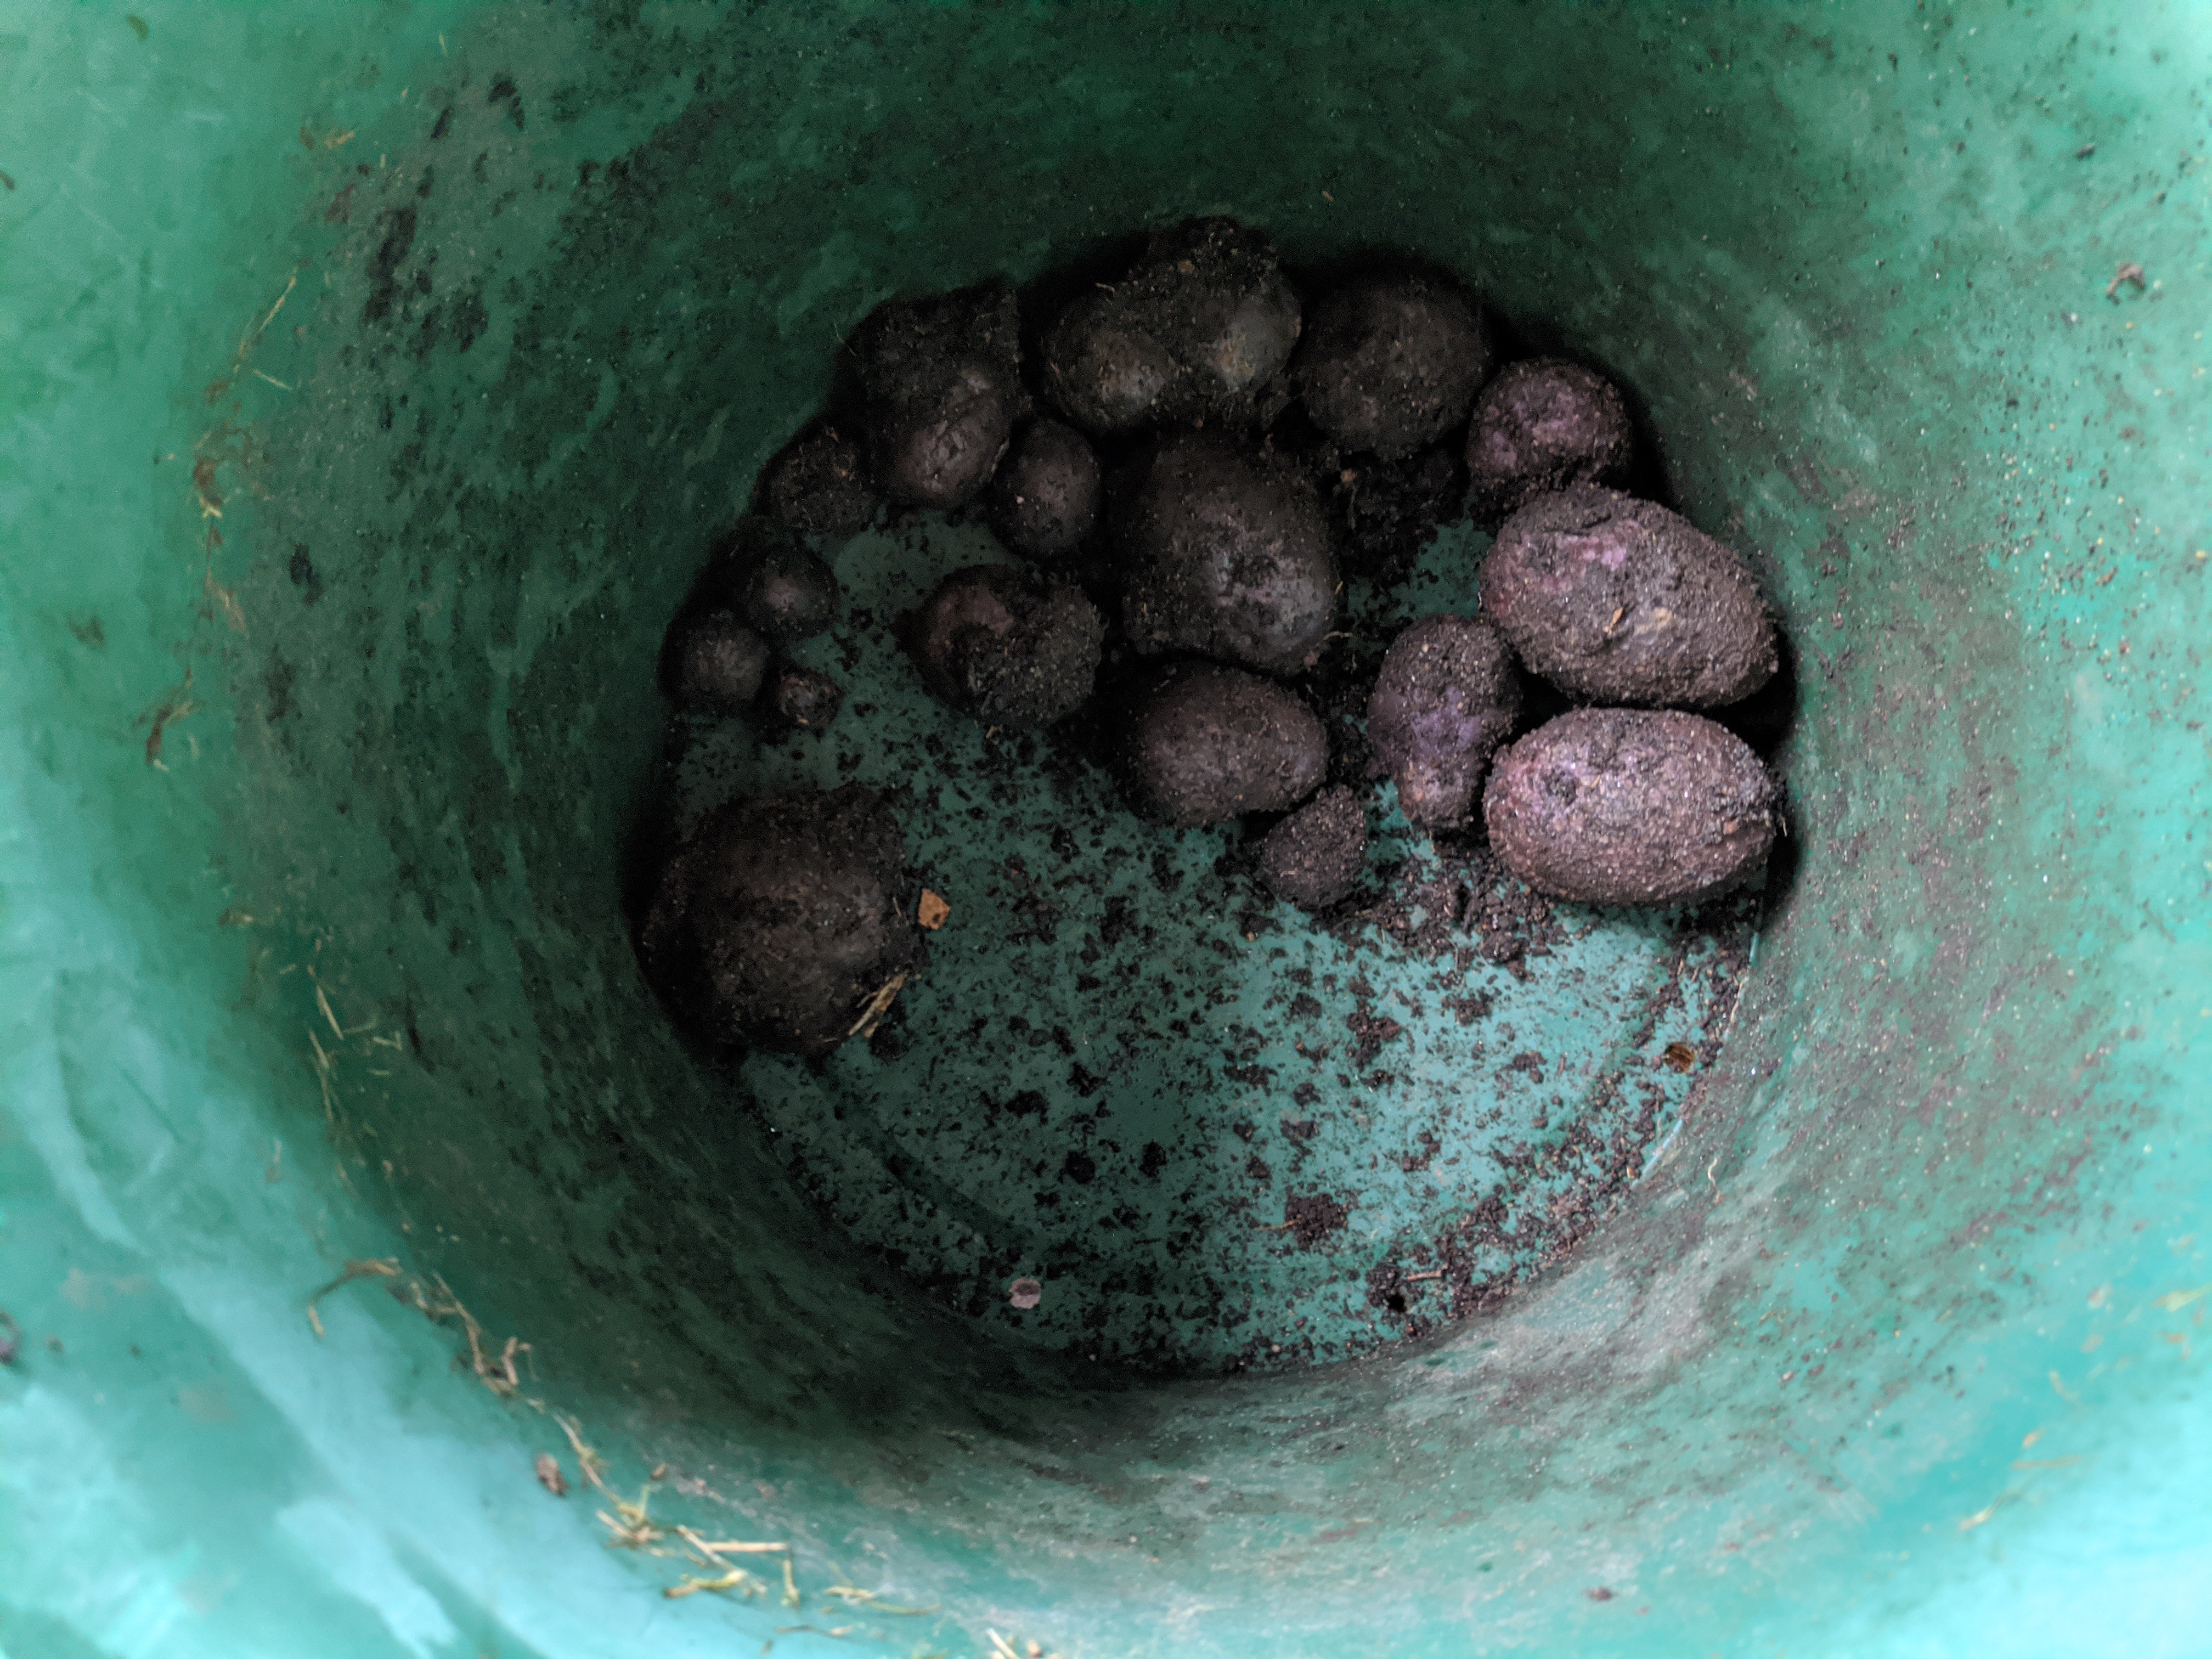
[4,4,2210,1655]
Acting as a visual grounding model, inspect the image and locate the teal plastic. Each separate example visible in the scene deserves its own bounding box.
[3,4,2209,1656]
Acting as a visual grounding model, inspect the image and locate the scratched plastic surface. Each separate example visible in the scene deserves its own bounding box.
[3,5,2209,1658]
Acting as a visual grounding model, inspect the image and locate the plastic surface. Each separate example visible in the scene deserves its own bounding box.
[3,3,2209,1656]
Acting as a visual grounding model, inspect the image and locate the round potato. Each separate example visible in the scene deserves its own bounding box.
[639,786,923,1057]
[1120,663,1328,828]
[1290,271,1492,460]
[1255,785,1368,909]
[1483,708,1780,905]
[1464,358,1633,523]
[901,564,1104,729]
[1480,485,1777,707]
[987,419,1102,561]
[1115,432,1337,677]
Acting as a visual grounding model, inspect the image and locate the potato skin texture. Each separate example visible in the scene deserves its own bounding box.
[987,419,1103,561]
[1464,359,1634,523]
[1255,786,1369,909]
[763,425,878,538]
[1483,709,1780,906]
[663,609,770,716]
[1480,485,1777,708]
[1115,432,1338,677]
[853,287,1025,510]
[901,564,1104,729]
[639,786,924,1058]
[1364,614,1522,831]
[1290,272,1492,460]
[1120,663,1328,828]
[1043,217,1301,435]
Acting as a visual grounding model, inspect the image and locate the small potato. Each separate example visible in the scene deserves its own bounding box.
[1255,786,1368,909]
[901,564,1104,729]
[1044,217,1301,434]
[987,419,1102,560]
[1481,486,1777,708]
[853,286,1025,509]
[710,518,841,643]
[639,785,924,1057]
[1483,708,1780,906]
[1116,432,1337,677]
[664,609,770,716]
[1464,358,1633,523]
[763,425,878,539]
[764,664,843,733]
[1121,662,1328,828]
[1365,614,1521,830]
[1290,271,1492,460]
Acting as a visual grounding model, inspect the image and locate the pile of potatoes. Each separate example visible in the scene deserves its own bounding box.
[640,218,1785,1057]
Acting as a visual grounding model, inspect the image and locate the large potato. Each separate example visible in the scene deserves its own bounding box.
[1483,708,1780,905]
[1480,485,1778,707]
[1120,663,1328,828]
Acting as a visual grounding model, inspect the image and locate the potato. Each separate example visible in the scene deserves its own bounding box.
[1482,709,1780,905]
[710,518,840,643]
[663,608,770,716]
[1044,217,1300,434]
[1365,614,1522,830]
[1290,271,1492,460]
[1255,785,1368,909]
[1120,662,1328,828]
[1480,485,1777,707]
[763,424,878,539]
[901,564,1104,729]
[852,286,1025,509]
[1115,432,1337,677]
[639,786,924,1057]
[1464,358,1633,523]
[986,419,1102,561]
[763,664,843,733]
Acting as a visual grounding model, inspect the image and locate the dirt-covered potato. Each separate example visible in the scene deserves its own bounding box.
[764,664,843,733]
[1116,432,1337,677]
[1365,614,1522,830]
[1290,272,1492,460]
[852,286,1025,509]
[1255,786,1368,909]
[986,419,1102,560]
[901,564,1105,729]
[710,518,840,643]
[1480,485,1777,707]
[639,785,924,1057]
[1483,709,1780,905]
[663,609,771,716]
[1120,662,1328,828]
[1044,217,1300,435]
[1464,358,1634,522]
[763,424,878,538]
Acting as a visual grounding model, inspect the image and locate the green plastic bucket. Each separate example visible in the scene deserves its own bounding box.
[4,4,2209,1655]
